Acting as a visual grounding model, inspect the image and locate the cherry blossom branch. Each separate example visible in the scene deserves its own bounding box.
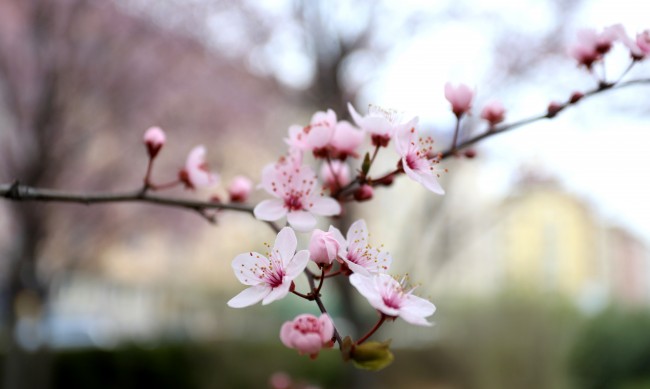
[0,180,282,232]
[442,77,650,158]
[303,268,344,348]
[332,76,650,199]
[356,313,387,345]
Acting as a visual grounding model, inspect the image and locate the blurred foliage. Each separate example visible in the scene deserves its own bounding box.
[1,298,649,388]
[570,307,650,389]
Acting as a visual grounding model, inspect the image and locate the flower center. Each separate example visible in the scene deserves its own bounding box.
[295,316,320,334]
[284,193,303,211]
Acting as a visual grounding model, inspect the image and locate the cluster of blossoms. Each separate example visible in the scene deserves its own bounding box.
[142,126,253,203]
[133,24,649,370]
[569,24,650,69]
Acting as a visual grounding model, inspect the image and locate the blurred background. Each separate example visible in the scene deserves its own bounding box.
[1,0,649,388]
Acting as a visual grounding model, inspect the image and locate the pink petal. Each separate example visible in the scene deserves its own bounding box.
[284,250,310,280]
[227,285,271,308]
[231,252,268,285]
[346,219,368,248]
[318,314,334,343]
[262,282,291,305]
[307,197,341,216]
[280,321,295,348]
[329,226,346,256]
[349,274,382,305]
[287,210,317,232]
[344,259,372,277]
[307,125,333,149]
[402,159,445,195]
[259,163,280,195]
[274,227,298,264]
[254,199,287,221]
[292,333,323,355]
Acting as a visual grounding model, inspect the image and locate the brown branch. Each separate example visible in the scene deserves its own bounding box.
[0,180,285,232]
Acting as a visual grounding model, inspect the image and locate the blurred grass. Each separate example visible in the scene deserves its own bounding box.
[2,295,650,388]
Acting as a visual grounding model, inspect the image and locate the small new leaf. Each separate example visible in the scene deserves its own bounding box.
[350,340,394,371]
[361,152,371,176]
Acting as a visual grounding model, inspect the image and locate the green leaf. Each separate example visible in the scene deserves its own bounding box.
[350,340,394,371]
[361,152,371,176]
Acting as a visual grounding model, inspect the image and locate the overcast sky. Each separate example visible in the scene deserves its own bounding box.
[367,0,650,241]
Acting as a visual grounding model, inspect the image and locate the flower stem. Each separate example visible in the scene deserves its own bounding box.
[356,313,387,345]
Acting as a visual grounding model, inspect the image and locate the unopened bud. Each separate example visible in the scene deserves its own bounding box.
[143,126,166,158]
[353,185,373,202]
[547,102,564,118]
[569,92,584,104]
[464,149,476,159]
[228,176,253,203]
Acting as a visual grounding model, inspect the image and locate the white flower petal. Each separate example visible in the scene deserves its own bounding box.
[344,259,372,277]
[287,210,316,232]
[262,282,291,305]
[346,219,368,249]
[402,159,445,195]
[254,199,287,221]
[227,284,271,308]
[285,250,310,279]
[307,197,341,216]
[274,227,297,264]
[231,252,268,285]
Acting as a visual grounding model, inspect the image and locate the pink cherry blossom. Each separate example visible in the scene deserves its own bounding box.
[394,126,445,195]
[320,160,351,191]
[480,100,506,126]
[349,273,436,326]
[348,103,412,147]
[569,26,620,69]
[329,121,365,159]
[254,159,341,232]
[143,126,166,158]
[444,83,474,117]
[309,227,341,266]
[280,313,334,357]
[285,109,337,157]
[228,175,253,203]
[228,227,310,308]
[179,145,219,189]
[331,219,391,276]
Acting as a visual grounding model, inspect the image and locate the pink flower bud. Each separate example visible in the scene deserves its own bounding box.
[353,184,373,202]
[480,100,505,126]
[143,126,166,158]
[309,229,341,266]
[320,161,351,191]
[227,175,253,203]
[547,101,564,118]
[637,31,650,55]
[280,313,334,358]
[444,83,474,118]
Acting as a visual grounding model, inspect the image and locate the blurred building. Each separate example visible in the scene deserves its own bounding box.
[419,163,650,308]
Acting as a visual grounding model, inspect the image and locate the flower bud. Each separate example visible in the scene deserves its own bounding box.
[444,82,474,118]
[569,92,584,104]
[320,161,351,191]
[143,126,166,158]
[464,149,476,159]
[546,102,564,118]
[309,229,341,266]
[353,184,373,202]
[480,100,505,126]
[280,313,334,358]
[228,175,253,203]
